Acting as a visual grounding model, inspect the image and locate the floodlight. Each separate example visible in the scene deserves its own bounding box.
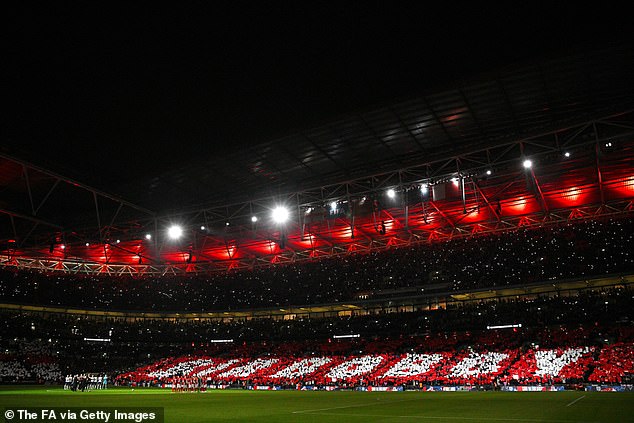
[200,225,206,230]
[387,188,396,199]
[272,206,289,223]
[420,184,428,194]
[168,225,183,239]
[486,324,522,330]
[564,152,570,158]
[145,234,152,240]
[251,216,258,223]
[330,201,337,211]
[486,170,492,176]
[523,159,532,169]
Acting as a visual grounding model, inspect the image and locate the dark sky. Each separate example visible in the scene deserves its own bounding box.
[2,3,629,192]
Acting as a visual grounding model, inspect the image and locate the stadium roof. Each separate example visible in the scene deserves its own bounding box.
[4,42,633,219]
[112,42,634,212]
[2,6,634,269]
[3,5,633,212]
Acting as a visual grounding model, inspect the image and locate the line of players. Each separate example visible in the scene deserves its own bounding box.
[64,374,108,391]
[171,376,203,393]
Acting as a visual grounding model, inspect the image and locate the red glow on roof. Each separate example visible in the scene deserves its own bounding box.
[558,186,588,205]
[618,176,634,192]
[548,184,599,208]
[296,233,317,247]
[458,208,487,223]
[506,196,527,212]
[332,226,354,241]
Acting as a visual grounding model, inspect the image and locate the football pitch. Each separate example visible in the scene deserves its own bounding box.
[1,386,633,423]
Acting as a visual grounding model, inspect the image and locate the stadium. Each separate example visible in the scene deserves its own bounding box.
[2,5,634,423]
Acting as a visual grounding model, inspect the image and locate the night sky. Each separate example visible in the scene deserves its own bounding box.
[2,3,629,193]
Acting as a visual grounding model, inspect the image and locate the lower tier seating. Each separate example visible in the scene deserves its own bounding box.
[116,328,633,386]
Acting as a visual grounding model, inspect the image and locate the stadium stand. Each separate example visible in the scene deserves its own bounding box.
[1,282,632,387]
[111,327,632,388]
[589,343,634,384]
[1,217,632,311]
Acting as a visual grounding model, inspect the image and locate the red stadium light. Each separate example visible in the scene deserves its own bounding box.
[563,187,582,202]
[620,176,634,193]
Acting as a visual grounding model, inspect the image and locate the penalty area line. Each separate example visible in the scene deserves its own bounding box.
[566,395,586,407]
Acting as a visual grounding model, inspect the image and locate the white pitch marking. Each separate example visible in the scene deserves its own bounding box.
[292,398,417,414]
[566,395,586,407]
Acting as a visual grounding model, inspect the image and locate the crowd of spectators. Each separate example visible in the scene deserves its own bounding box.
[0,339,62,383]
[2,287,631,346]
[589,342,634,384]
[114,328,633,387]
[1,217,632,311]
[0,361,31,381]
[1,287,632,385]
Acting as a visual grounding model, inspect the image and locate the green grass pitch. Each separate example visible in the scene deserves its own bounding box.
[1,386,633,423]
